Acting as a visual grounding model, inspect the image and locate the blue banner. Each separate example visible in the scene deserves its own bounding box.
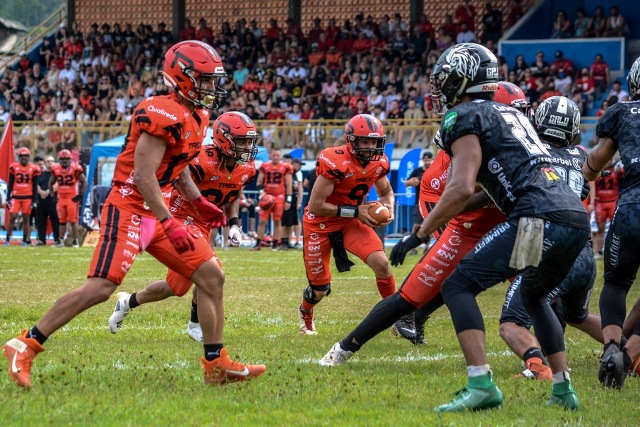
[396,148,422,205]
[367,143,395,201]
[288,148,304,160]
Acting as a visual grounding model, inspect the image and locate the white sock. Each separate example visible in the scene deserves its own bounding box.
[467,364,490,377]
[552,371,570,384]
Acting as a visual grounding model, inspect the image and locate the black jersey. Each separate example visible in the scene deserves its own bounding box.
[544,143,589,201]
[440,100,587,222]
[596,100,640,206]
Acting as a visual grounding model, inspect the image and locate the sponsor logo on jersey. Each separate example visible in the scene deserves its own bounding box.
[319,153,336,167]
[430,178,441,190]
[443,111,457,132]
[241,174,248,182]
[147,105,177,121]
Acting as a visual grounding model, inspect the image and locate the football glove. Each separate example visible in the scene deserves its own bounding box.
[193,196,225,224]
[228,225,243,246]
[4,200,12,210]
[162,216,195,254]
[72,194,83,203]
[390,233,424,267]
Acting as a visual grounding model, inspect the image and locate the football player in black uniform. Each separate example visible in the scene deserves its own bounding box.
[500,96,603,380]
[394,43,590,412]
[584,56,640,389]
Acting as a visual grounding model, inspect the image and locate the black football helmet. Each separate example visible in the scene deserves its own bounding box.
[533,96,581,146]
[628,56,640,100]
[430,43,499,115]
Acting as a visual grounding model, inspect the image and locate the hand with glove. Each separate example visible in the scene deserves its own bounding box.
[161,216,195,254]
[72,194,84,203]
[228,225,243,246]
[390,233,426,267]
[4,199,12,210]
[192,196,226,226]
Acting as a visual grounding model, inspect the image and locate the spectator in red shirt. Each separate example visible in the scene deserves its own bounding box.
[195,18,213,42]
[590,53,610,99]
[307,43,325,68]
[179,18,196,41]
[550,50,574,77]
[307,17,325,44]
[325,18,340,46]
[266,19,283,42]
[17,51,32,73]
[454,0,477,31]
[575,67,595,110]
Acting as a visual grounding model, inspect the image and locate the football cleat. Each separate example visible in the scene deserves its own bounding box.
[547,379,579,410]
[435,372,503,412]
[187,321,203,342]
[319,342,354,366]
[72,239,80,248]
[394,312,416,342]
[413,312,428,345]
[2,330,45,388]
[599,342,628,389]
[200,348,266,385]
[298,305,317,335]
[109,292,131,334]
[515,357,552,380]
[250,245,261,251]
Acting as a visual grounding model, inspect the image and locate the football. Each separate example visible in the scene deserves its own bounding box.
[367,201,390,224]
[258,194,275,210]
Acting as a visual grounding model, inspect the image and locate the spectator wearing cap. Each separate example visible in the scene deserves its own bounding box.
[281,155,305,248]
[58,58,77,85]
[287,58,308,82]
[78,85,96,115]
[404,151,434,234]
[308,43,325,68]
[550,50,574,77]
[17,51,32,73]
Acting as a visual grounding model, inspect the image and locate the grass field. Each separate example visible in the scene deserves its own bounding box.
[1,245,639,426]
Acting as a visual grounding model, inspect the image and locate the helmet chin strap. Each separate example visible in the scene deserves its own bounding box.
[452,77,469,107]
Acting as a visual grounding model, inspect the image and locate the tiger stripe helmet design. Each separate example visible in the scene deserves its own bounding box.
[345,114,386,161]
[430,43,499,115]
[162,40,227,109]
[212,111,259,163]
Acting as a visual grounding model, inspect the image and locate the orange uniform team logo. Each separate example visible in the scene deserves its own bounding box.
[106,93,210,216]
[51,162,84,199]
[169,146,256,221]
[259,161,293,196]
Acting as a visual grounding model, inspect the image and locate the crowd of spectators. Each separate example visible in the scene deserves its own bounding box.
[551,5,629,39]
[0,1,626,159]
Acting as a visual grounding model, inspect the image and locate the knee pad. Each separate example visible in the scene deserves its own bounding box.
[303,284,331,304]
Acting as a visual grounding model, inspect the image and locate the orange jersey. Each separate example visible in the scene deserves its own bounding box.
[304,145,390,232]
[259,161,293,195]
[169,146,256,221]
[51,162,84,198]
[106,93,210,217]
[8,162,40,199]
[595,165,623,203]
[420,149,505,239]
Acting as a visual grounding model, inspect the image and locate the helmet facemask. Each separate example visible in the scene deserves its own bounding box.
[224,134,259,164]
[347,135,386,162]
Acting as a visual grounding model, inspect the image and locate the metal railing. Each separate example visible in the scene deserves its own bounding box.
[0,7,66,74]
[8,117,601,156]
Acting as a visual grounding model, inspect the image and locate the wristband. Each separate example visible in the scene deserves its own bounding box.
[337,205,358,218]
[160,215,172,224]
[585,156,600,174]
[286,195,292,203]
[256,184,264,191]
[228,217,239,227]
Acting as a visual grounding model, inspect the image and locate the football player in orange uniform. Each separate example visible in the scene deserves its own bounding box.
[298,114,395,335]
[5,147,40,246]
[252,149,293,250]
[108,111,258,343]
[2,41,265,388]
[593,159,623,258]
[49,149,87,248]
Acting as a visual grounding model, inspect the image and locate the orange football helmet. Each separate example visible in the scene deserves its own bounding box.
[162,40,227,109]
[344,114,386,161]
[17,147,31,156]
[212,112,258,163]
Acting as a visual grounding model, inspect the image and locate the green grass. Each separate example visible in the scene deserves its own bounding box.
[1,245,639,426]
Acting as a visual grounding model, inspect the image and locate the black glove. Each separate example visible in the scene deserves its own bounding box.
[72,194,83,203]
[390,233,425,267]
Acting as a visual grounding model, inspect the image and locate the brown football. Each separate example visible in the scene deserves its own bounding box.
[367,202,390,224]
